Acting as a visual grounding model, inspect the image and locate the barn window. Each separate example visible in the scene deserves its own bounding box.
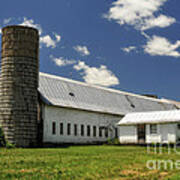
[99,127,102,137]
[150,124,157,134]
[115,128,118,138]
[87,125,91,136]
[74,124,77,136]
[105,128,108,138]
[60,123,63,135]
[52,122,56,135]
[81,125,84,136]
[67,123,71,135]
[93,126,96,137]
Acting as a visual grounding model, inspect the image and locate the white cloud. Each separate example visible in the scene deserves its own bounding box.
[74,61,119,87]
[74,45,90,56]
[105,0,175,30]
[122,46,136,53]
[144,35,180,57]
[50,55,76,67]
[54,33,61,42]
[40,34,61,48]
[40,35,56,48]
[19,17,61,48]
[19,17,43,35]
[3,18,12,24]
[142,15,176,30]
[0,17,61,49]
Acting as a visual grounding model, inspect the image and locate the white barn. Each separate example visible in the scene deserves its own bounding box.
[1,25,179,147]
[118,110,180,144]
[38,72,178,144]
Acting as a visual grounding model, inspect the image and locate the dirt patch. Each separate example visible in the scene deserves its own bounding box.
[19,169,38,173]
[159,172,169,179]
[121,170,139,176]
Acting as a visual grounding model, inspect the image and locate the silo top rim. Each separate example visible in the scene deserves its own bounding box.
[2,25,39,33]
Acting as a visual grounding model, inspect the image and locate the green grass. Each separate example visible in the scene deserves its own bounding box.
[0,145,180,179]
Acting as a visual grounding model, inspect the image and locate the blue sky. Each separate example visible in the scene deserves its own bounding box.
[0,0,180,101]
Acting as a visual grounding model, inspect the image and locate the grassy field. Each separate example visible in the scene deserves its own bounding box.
[0,145,180,180]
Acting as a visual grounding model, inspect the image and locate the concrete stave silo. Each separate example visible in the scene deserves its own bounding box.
[0,26,39,147]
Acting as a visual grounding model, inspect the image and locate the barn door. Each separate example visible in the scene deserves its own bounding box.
[137,124,146,144]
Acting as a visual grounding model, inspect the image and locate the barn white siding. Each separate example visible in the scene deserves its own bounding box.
[43,105,121,144]
[119,126,137,143]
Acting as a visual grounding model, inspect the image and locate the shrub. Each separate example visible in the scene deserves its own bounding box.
[0,127,6,147]
[106,138,120,145]
[0,127,15,148]
[6,142,15,149]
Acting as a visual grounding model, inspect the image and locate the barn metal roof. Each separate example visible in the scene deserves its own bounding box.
[38,72,177,115]
[118,110,180,125]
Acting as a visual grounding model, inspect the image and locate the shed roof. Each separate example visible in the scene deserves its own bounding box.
[38,72,177,115]
[118,110,180,125]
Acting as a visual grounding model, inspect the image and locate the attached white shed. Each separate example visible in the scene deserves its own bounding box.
[118,110,180,144]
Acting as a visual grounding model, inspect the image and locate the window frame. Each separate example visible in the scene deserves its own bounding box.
[87,125,91,137]
[115,128,118,138]
[74,124,77,136]
[150,124,157,134]
[67,123,71,135]
[81,124,84,136]
[52,122,56,135]
[99,127,102,137]
[105,128,108,138]
[60,123,63,135]
[93,126,96,137]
